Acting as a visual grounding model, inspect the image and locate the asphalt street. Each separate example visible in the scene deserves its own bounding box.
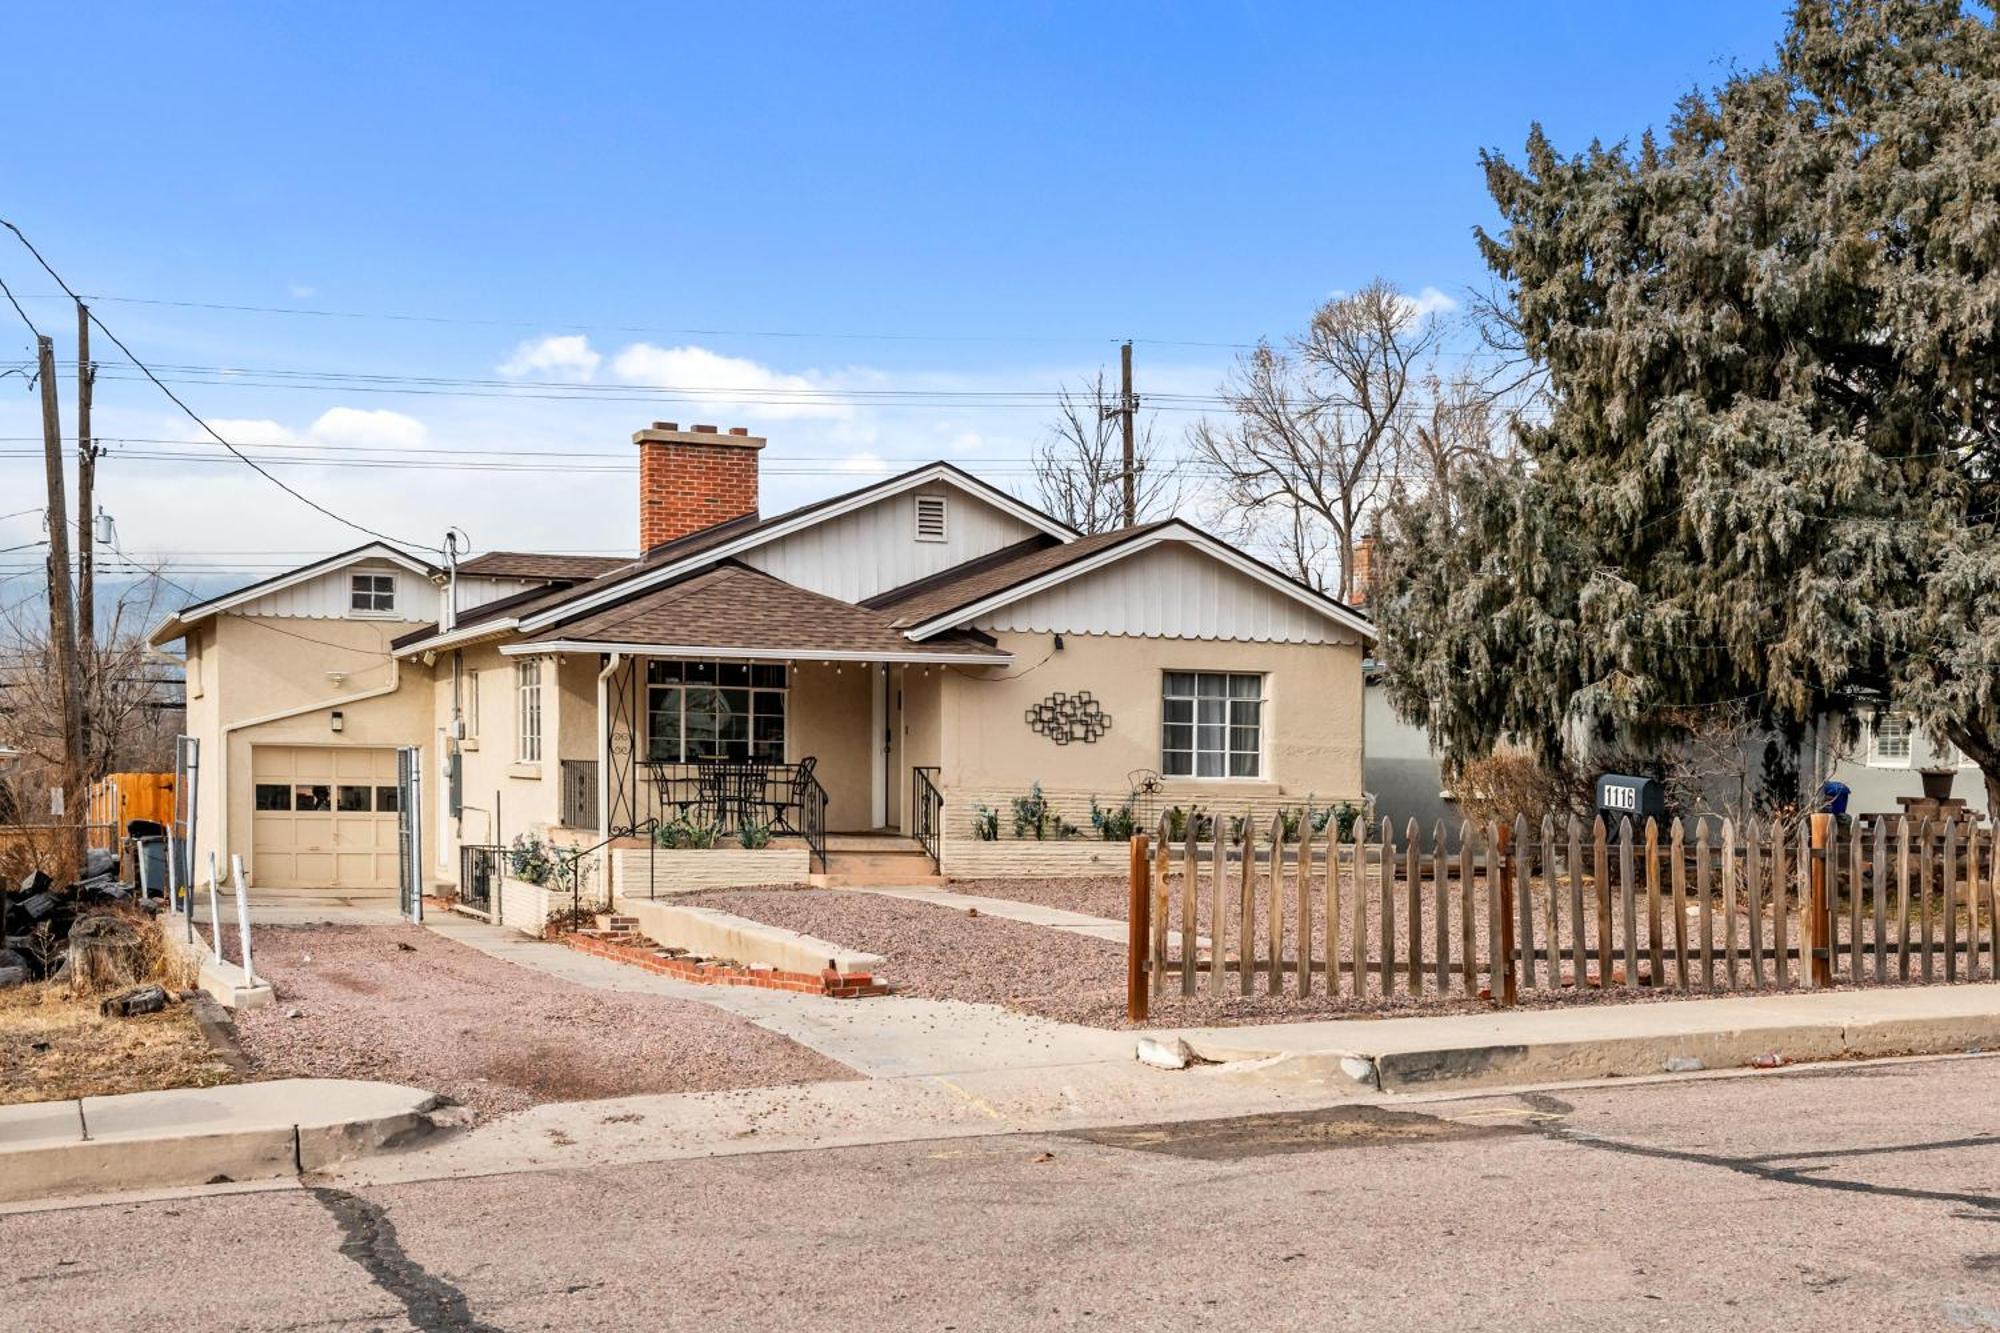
[10,1055,2000,1331]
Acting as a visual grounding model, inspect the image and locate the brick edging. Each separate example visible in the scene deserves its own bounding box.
[559,932,888,998]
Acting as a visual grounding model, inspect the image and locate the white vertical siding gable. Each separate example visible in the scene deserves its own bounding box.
[970,540,1353,644]
[235,561,431,622]
[742,480,1043,603]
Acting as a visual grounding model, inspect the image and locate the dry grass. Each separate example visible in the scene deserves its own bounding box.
[0,908,233,1106]
[0,983,237,1105]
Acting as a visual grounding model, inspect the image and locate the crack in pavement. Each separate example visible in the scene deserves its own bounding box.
[1518,1092,2000,1216]
[311,1188,505,1332]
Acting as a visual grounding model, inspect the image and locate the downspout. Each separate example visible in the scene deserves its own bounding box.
[596,653,622,909]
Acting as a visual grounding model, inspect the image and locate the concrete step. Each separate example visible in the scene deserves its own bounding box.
[824,834,925,855]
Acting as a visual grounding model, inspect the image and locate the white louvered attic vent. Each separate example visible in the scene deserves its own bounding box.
[914,493,948,543]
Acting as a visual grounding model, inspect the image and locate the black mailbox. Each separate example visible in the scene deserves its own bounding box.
[1595,773,1665,824]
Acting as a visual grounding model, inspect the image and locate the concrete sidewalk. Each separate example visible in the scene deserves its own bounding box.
[1169,983,2000,1090]
[0,1078,441,1205]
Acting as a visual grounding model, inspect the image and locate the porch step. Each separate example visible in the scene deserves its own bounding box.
[812,849,945,888]
[824,834,925,855]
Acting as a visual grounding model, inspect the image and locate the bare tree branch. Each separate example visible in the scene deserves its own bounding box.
[1032,369,1179,534]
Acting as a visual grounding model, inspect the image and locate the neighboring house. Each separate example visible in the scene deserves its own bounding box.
[149,421,1374,905]
[1358,674,1991,827]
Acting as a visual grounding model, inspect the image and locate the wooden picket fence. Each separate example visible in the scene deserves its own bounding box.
[1124,811,2000,1021]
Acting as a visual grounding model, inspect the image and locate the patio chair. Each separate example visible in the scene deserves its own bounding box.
[770,756,816,835]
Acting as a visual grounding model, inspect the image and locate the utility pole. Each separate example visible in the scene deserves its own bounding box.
[75,302,96,655]
[1118,340,1137,527]
[37,333,85,831]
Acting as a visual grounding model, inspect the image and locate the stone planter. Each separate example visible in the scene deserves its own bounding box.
[610,846,812,897]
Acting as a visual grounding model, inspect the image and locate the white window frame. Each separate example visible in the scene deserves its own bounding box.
[516,659,544,763]
[463,669,480,740]
[914,493,948,543]
[1863,713,1913,768]
[1161,671,1266,780]
[349,571,397,616]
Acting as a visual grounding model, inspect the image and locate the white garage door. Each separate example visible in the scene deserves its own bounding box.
[251,746,402,889]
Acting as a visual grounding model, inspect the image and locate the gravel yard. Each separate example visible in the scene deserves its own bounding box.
[700,869,1892,1028]
[689,886,1519,1028]
[231,924,856,1116]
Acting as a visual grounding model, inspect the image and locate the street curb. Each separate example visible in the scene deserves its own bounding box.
[1178,999,2000,1093]
[0,1079,445,1205]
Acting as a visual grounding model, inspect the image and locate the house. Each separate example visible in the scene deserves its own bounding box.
[148,422,1374,918]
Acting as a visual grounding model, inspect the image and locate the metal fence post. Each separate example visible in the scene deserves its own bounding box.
[206,851,222,960]
[229,853,256,987]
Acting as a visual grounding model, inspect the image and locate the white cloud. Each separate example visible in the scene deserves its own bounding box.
[308,407,429,450]
[1396,285,1460,323]
[208,417,298,447]
[499,333,602,382]
[609,343,851,421]
[836,451,891,476]
[288,282,317,299]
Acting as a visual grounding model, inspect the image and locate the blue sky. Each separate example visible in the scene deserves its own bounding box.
[0,1,1792,595]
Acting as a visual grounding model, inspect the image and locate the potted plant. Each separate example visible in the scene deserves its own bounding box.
[1919,766,1957,803]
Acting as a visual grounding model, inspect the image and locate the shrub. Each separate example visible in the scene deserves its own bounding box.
[737,821,772,850]
[654,814,724,850]
[970,803,1000,841]
[1090,795,1137,842]
[1452,755,1598,829]
[507,833,559,885]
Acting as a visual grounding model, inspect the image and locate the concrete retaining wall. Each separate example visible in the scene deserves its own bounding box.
[616,896,884,975]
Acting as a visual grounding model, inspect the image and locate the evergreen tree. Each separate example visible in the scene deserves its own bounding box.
[1375,0,2000,807]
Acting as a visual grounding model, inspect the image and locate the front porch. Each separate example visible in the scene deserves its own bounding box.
[582,652,962,872]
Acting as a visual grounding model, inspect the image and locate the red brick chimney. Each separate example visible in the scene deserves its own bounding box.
[634,422,766,552]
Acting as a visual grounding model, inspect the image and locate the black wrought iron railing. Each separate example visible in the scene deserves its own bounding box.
[800,771,828,873]
[643,760,821,839]
[554,818,658,918]
[912,766,943,870]
[458,844,505,920]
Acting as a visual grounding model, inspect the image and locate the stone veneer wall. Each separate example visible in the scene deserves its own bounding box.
[610,846,812,898]
[941,784,1367,878]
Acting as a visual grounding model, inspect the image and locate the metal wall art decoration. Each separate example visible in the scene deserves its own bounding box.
[1026,691,1112,745]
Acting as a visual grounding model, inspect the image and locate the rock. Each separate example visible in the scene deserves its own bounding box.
[1135,1036,1193,1070]
[1747,1052,1789,1069]
[1339,1055,1380,1086]
[285,1007,303,1019]
[16,870,50,897]
[100,984,169,1018]
[0,948,27,988]
[1664,1056,1706,1073]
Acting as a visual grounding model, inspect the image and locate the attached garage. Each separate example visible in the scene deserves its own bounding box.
[250,745,402,889]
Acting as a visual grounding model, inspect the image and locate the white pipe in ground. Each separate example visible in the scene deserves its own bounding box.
[230,854,256,987]
[206,851,222,960]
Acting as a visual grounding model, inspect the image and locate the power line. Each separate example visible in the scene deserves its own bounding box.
[3,288,1256,350]
[0,221,443,554]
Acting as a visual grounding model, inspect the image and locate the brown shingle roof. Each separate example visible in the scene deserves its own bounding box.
[867,523,1170,627]
[531,562,1008,660]
[457,551,631,580]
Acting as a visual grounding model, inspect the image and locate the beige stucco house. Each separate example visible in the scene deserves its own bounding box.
[149,422,1373,916]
